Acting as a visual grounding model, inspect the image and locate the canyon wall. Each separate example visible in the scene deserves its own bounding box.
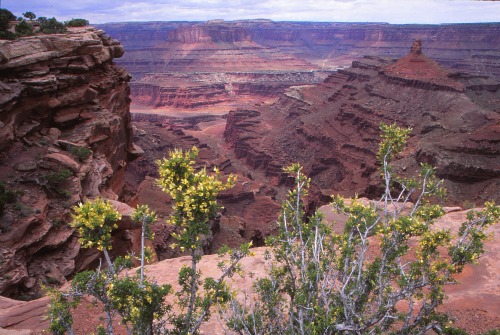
[0,27,139,297]
[131,71,329,108]
[96,21,500,111]
[224,51,500,205]
[98,21,500,78]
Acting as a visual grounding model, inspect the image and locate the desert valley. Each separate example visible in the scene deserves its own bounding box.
[0,15,500,335]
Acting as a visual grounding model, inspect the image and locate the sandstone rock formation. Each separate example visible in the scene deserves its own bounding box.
[0,26,498,333]
[130,71,328,109]
[224,47,500,206]
[410,39,422,55]
[96,21,500,113]
[121,41,499,268]
[98,21,500,80]
[0,27,138,298]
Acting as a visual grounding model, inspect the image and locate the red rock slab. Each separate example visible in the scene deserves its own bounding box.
[438,210,500,325]
[0,296,49,331]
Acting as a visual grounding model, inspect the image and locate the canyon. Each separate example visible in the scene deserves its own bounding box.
[223,51,500,206]
[106,21,500,210]
[0,20,499,334]
[98,20,500,112]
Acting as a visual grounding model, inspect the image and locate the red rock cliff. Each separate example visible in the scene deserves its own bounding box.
[97,21,500,111]
[224,49,500,206]
[98,21,500,80]
[0,27,137,298]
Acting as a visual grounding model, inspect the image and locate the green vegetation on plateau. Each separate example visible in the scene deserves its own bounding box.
[0,7,89,40]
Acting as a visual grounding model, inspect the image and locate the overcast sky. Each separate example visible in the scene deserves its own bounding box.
[2,0,499,25]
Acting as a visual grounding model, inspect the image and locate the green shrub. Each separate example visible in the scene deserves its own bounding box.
[51,218,66,229]
[46,169,72,185]
[64,18,89,27]
[110,276,171,335]
[156,147,246,334]
[70,198,121,262]
[38,17,66,34]
[463,200,475,210]
[22,11,36,21]
[68,146,92,162]
[0,8,15,31]
[14,202,34,217]
[15,19,34,36]
[443,327,469,335]
[482,330,500,335]
[223,124,499,334]
[48,149,248,335]
[0,181,16,216]
[0,30,16,40]
[46,287,79,335]
[42,169,73,198]
[45,132,499,335]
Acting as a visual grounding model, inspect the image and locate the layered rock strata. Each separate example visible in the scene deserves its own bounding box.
[98,21,500,80]
[131,71,330,108]
[95,21,500,112]
[0,27,138,297]
[224,47,500,205]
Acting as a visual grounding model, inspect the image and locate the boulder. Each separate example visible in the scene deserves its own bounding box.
[39,152,80,173]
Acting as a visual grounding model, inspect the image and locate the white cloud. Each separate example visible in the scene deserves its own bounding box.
[3,0,499,24]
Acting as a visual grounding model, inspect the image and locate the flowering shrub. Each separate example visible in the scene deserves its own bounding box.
[157,146,236,253]
[47,132,499,335]
[223,124,499,334]
[48,147,249,335]
[110,276,172,335]
[70,198,120,269]
[157,147,249,335]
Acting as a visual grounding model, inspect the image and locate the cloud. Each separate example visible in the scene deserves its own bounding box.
[3,0,499,24]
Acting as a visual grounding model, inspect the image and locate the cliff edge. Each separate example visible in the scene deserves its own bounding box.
[0,27,139,298]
